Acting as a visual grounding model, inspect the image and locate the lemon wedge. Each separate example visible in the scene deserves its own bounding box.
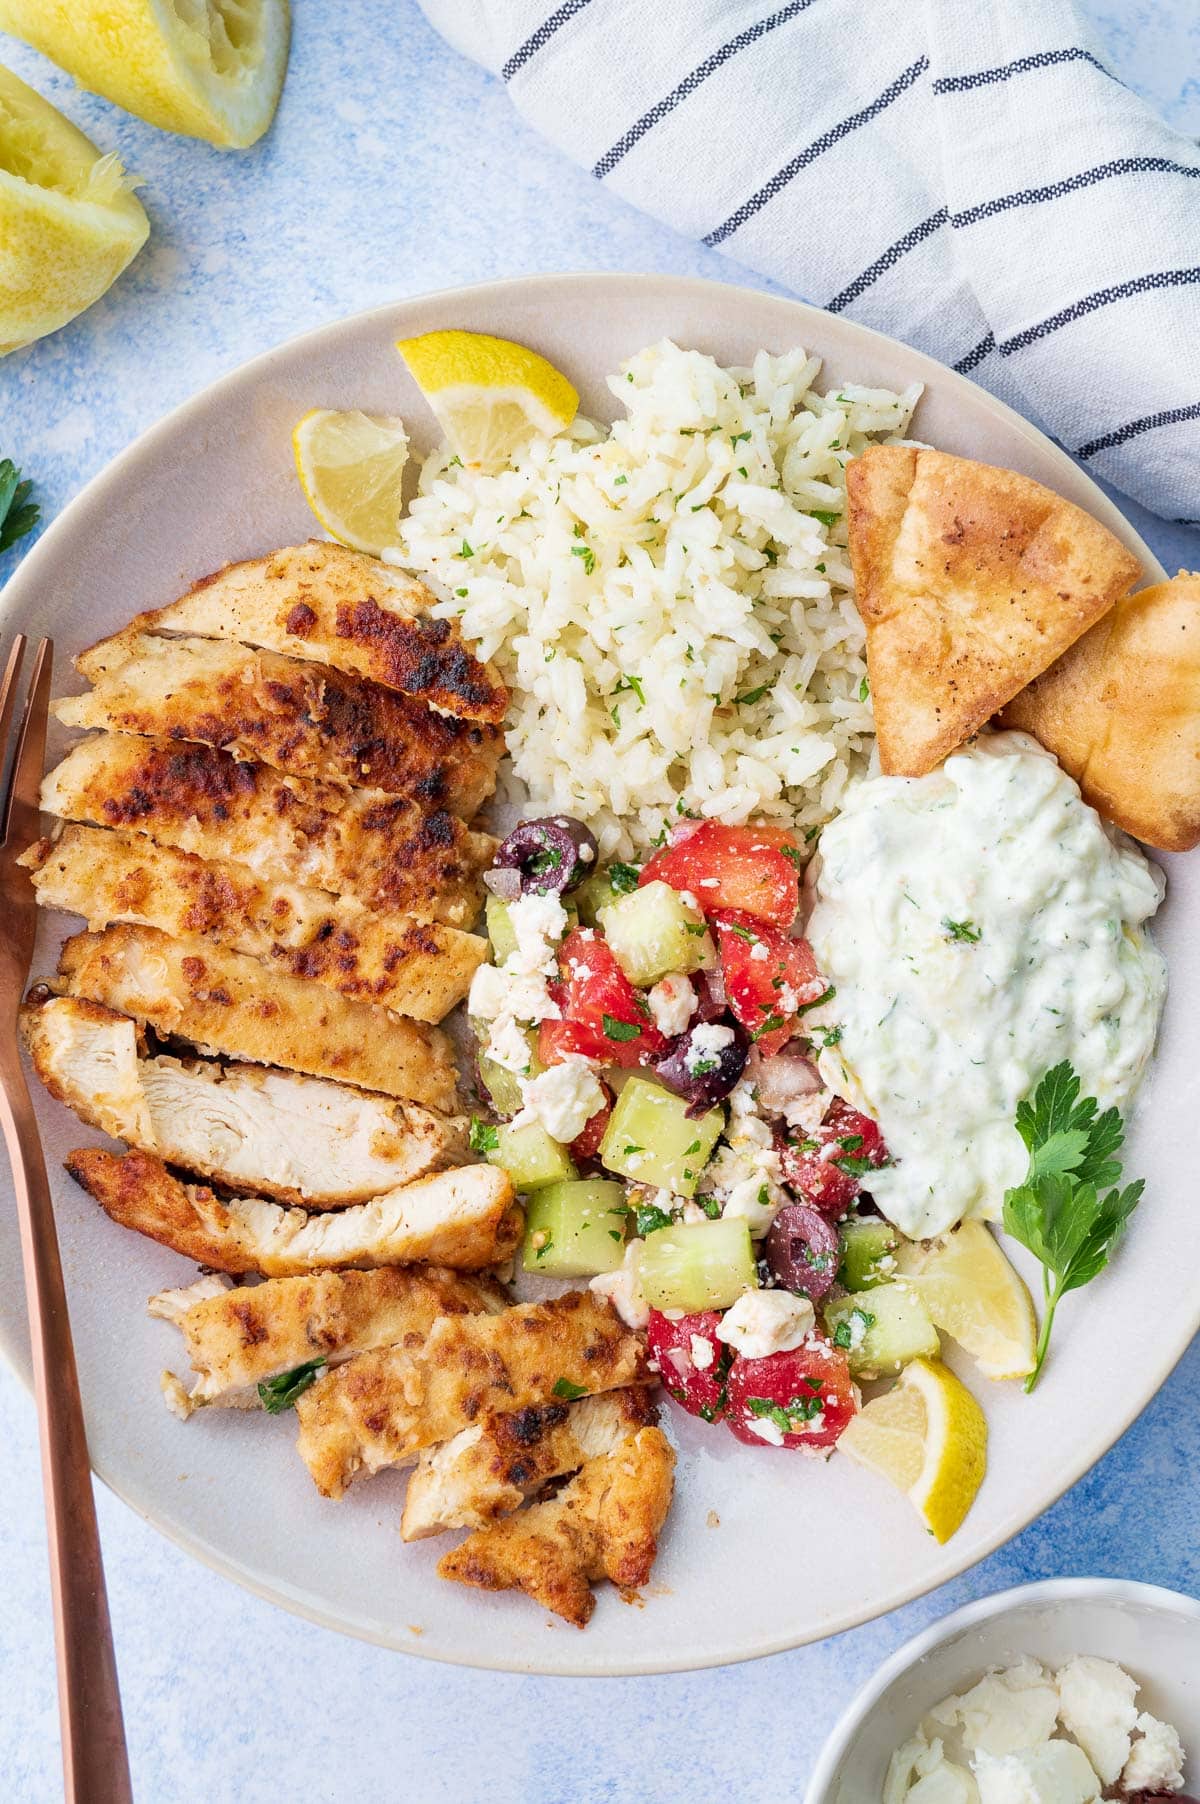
[895,1220,1037,1382]
[293,409,409,556]
[396,329,578,467]
[840,1356,987,1544]
[0,0,290,148]
[0,65,149,355]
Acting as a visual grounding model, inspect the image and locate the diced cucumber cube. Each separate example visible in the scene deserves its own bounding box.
[598,1077,724,1197]
[472,1015,544,1119]
[522,1178,629,1277]
[487,1121,576,1192]
[837,1217,900,1292]
[597,880,715,987]
[823,1286,939,1378]
[575,866,637,926]
[639,1218,757,1312]
[485,895,519,964]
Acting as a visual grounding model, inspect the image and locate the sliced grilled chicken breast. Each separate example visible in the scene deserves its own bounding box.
[293,1293,647,1499]
[66,1148,522,1276]
[54,926,458,1109]
[21,993,467,1205]
[23,826,486,1022]
[42,735,493,925]
[76,541,507,722]
[401,1389,658,1541]
[150,1266,508,1418]
[57,633,503,817]
[437,1428,676,1627]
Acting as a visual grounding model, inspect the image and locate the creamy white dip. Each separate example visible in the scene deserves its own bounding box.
[805,733,1166,1239]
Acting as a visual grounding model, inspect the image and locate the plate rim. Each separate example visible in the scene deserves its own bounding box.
[0,268,1187,1677]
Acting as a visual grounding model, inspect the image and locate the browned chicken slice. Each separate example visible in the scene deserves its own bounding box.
[41,735,493,925]
[66,1148,522,1276]
[293,1292,647,1499]
[53,925,458,1110]
[437,1427,676,1627]
[401,1389,658,1540]
[76,541,507,723]
[57,633,503,818]
[149,1266,508,1418]
[22,826,486,1022]
[21,993,466,1206]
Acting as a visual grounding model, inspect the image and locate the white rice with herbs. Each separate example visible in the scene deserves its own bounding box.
[394,340,921,858]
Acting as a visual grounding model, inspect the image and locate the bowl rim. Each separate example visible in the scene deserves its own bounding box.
[803,1576,1200,1804]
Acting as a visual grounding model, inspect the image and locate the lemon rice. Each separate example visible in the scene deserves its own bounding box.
[839,1356,988,1543]
[0,0,290,149]
[0,65,148,354]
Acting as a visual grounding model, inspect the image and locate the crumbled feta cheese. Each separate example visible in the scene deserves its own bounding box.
[931,1659,1060,1758]
[513,1058,605,1143]
[1121,1713,1186,1795]
[749,940,770,962]
[884,1733,978,1804]
[784,1089,828,1132]
[590,1239,648,1329]
[485,1014,536,1075]
[467,962,509,1021]
[720,1171,781,1235]
[974,1743,1100,1804]
[507,890,568,975]
[716,1289,814,1359]
[746,1412,785,1445]
[679,891,700,911]
[1055,1657,1138,1784]
[690,1334,715,1370]
[647,972,697,1038]
[686,1021,735,1074]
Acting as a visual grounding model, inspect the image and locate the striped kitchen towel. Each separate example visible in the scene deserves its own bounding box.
[417,0,1200,522]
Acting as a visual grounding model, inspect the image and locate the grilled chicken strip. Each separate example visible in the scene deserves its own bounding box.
[23,826,486,1022]
[437,1427,676,1628]
[57,633,503,818]
[76,540,508,723]
[293,1292,647,1499]
[42,735,493,926]
[150,1266,508,1418]
[53,925,458,1109]
[401,1389,658,1541]
[66,1148,522,1276]
[21,994,466,1206]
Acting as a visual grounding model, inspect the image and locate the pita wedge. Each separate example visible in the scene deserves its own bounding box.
[847,446,1141,775]
[1003,572,1200,851]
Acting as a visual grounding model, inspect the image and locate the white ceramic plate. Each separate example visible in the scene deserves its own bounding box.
[805,1578,1200,1802]
[1,273,1196,1676]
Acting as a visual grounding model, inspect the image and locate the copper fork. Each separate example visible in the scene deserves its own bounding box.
[0,637,132,1803]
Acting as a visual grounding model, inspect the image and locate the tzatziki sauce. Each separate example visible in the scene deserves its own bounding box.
[805,732,1166,1239]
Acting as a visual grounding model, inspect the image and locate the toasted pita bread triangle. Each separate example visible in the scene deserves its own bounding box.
[1004,571,1200,851]
[847,446,1141,776]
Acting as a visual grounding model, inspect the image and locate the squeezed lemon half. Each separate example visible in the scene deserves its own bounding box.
[896,1220,1038,1382]
[0,65,149,355]
[293,409,409,556]
[839,1356,988,1543]
[396,329,579,467]
[0,0,291,148]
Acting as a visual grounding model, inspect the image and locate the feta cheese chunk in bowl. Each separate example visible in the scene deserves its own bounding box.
[804,1580,1200,1804]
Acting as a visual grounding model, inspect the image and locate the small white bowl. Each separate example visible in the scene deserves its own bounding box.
[805,1579,1200,1804]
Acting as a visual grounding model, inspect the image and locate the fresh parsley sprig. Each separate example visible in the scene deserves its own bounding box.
[0,460,39,554]
[1002,1061,1143,1393]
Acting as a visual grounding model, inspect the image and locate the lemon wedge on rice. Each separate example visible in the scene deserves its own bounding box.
[895,1220,1038,1383]
[0,66,149,355]
[293,410,409,557]
[0,0,291,149]
[396,329,579,467]
[839,1356,987,1544]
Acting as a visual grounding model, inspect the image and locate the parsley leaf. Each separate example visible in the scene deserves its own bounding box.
[734,683,770,706]
[608,861,641,894]
[553,1378,588,1400]
[942,918,982,944]
[0,460,39,554]
[572,543,596,575]
[635,1202,673,1236]
[468,1117,499,1155]
[603,1014,641,1043]
[1002,1062,1144,1391]
[258,1359,327,1414]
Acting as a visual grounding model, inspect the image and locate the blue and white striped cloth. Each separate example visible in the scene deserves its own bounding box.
[417,0,1200,523]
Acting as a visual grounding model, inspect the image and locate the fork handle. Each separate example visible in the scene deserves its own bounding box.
[0,1045,132,1804]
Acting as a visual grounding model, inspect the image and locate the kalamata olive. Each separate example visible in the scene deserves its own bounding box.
[764,1202,840,1300]
[493,815,598,896]
[654,1021,747,1115]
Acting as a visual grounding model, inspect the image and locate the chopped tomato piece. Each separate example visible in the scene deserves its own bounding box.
[776,1098,890,1214]
[646,1309,730,1422]
[570,1086,613,1163]
[539,928,665,1069]
[714,912,824,1057]
[726,1339,857,1449]
[639,821,801,926]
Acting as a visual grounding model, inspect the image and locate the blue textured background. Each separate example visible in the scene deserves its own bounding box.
[1,4,1197,1799]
